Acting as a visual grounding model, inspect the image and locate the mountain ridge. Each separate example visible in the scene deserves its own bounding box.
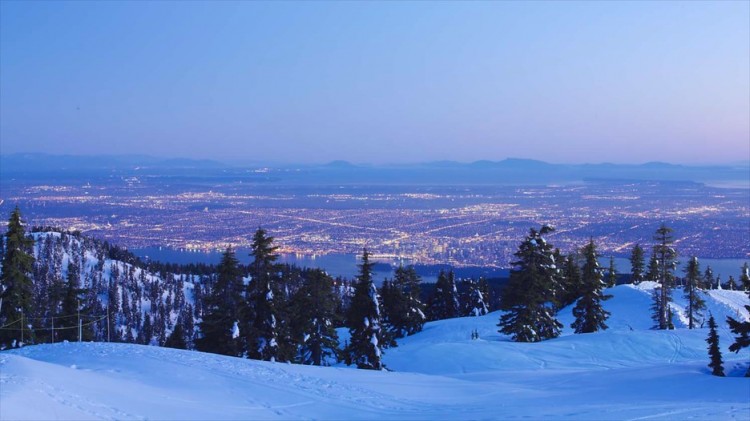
[3,153,748,171]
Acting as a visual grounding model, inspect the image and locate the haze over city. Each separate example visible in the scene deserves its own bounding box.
[2,1,749,164]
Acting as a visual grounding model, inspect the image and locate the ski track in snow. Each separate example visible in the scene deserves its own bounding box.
[708,290,750,321]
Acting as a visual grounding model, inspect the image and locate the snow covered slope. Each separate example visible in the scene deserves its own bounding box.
[2,284,749,420]
[28,230,200,345]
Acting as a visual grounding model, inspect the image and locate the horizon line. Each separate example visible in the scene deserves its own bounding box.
[2,152,749,168]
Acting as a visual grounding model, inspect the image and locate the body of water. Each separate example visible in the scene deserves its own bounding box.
[131,247,438,284]
[608,257,749,282]
[131,247,747,285]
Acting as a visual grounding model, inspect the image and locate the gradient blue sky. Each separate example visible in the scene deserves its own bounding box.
[1,1,748,164]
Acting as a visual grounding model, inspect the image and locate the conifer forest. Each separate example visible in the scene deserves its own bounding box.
[2,207,748,375]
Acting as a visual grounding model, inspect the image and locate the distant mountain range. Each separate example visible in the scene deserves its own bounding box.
[300,158,749,186]
[2,153,748,187]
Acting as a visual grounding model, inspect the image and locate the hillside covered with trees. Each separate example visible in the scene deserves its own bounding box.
[1,207,748,375]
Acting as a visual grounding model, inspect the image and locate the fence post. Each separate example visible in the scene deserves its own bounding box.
[78,299,81,342]
[51,316,54,343]
[106,304,110,343]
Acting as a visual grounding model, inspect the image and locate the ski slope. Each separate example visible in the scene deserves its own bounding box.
[2,284,749,420]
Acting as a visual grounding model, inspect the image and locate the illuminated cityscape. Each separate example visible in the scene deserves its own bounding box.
[3,175,747,267]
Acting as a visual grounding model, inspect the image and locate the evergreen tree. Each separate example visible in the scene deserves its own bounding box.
[645,254,659,283]
[726,289,750,377]
[244,228,283,362]
[165,317,187,349]
[379,280,399,347]
[683,257,706,329]
[392,265,425,336]
[649,289,675,330]
[106,278,120,342]
[139,313,153,345]
[479,278,492,312]
[498,225,562,342]
[650,288,663,328]
[0,207,36,348]
[290,269,340,366]
[463,278,489,317]
[345,249,383,370]
[558,253,582,308]
[120,286,133,341]
[606,257,617,288]
[740,263,750,291]
[704,266,715,290]
[41,241,66,344]
[427,270,459,321]
[181,306,195,349]
[571,240,611,334]
[550,248,567,308]
[195,247,243,356]
[629,244,645,284]
[725,276,738,291]
[58,262,91,342]
[652,224,677,330]
[706,314,725,377]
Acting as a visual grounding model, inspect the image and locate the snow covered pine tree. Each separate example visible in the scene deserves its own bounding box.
[0,206,35,348]
[244,228,283,362]
[289,269,340,366]
[195,247,244,356]
[706,313,724,376]
[726,286,750,376]
[683,257,706,330]
[345,249,384,370]
[571,239,611,334]
[427,270,460,321]
[381,265,426,342]
[651,224,677,330]
[463,278,489,317]
[498,225,562,342]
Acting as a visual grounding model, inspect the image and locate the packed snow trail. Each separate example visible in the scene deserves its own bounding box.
[2,341,748,420]
[1,342,506,420]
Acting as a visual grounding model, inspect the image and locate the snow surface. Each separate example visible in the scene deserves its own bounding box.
[2,284,749,420]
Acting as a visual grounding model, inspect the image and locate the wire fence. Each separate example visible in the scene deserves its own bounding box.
[0,314,107,331]
[0,312,111,343]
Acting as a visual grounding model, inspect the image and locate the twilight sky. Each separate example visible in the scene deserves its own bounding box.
[1,1,748,164]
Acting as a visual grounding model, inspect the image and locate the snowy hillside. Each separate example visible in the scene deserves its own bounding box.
[2,283,749,420]
[27,230,201,345]
[385,283,750,376]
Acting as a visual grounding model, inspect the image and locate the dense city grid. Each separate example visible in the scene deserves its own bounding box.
[1,177,747,267]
